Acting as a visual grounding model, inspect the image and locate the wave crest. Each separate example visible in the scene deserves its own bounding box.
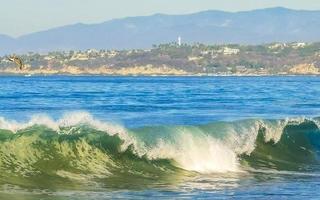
[0,112,319,180]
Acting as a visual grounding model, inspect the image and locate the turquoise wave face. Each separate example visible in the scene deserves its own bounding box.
[0,113,319,190]
[0,126,184,190]
[241,120,320,171]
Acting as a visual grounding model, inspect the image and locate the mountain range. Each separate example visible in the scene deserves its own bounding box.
[1,7,320,55]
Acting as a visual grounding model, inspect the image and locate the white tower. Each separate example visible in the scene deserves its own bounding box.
[178,36,181,46]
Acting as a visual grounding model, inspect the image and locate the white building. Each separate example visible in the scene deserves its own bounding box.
[70,53,89,61]
[87,49,99,54]
[44,56,55,60]
[268,43,287,49]
[223,47,240,55]
[106,50,118,58]
[188,56,203,61]
[292,42,306,49]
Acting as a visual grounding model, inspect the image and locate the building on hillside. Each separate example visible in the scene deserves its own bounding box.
[292,42,306,49]
[268,43,287,49]
[178,36,181,46]
[44,56,55,60]
[223,47,240,55]
[70,53,89,61]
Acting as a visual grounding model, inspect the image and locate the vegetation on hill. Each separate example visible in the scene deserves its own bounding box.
[1,42,320,75]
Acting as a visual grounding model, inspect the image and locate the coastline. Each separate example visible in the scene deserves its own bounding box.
[1,63,319,77]
[1,64,319,77]
[0,72,318,77]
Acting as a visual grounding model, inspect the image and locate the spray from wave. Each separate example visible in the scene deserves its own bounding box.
[0,111,319,187]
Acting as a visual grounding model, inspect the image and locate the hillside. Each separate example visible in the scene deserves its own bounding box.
[1,7,320,54]
[1,42,320,75]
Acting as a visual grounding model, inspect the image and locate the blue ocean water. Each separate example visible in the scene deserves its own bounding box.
[0,76,319,199]
[1,76,320,126]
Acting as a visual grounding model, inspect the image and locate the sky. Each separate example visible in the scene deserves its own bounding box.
[1,0,320,37]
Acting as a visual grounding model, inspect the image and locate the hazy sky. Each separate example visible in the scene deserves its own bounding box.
[1,0,320,37]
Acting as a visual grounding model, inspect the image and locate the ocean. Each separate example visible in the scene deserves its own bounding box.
[0,76,319,199]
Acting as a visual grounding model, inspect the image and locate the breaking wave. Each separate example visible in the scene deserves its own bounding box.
[0,111,319,187]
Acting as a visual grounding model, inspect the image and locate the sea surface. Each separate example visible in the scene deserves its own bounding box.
[0,76,319,199]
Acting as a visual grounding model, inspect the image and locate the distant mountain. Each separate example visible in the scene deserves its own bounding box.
[0,34,15,53]
[2,7,320,54]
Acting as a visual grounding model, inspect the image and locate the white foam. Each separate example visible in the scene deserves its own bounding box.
[261,117,308,143]
[147,129,239,173]
[260,119,288,143]
[223,120,261,155]
[0,111,135,151]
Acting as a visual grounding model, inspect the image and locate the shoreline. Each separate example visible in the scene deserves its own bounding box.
[1,64,318,77]
[0,73,319,77]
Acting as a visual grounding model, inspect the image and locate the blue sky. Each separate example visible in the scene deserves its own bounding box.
[1,0,320,37]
